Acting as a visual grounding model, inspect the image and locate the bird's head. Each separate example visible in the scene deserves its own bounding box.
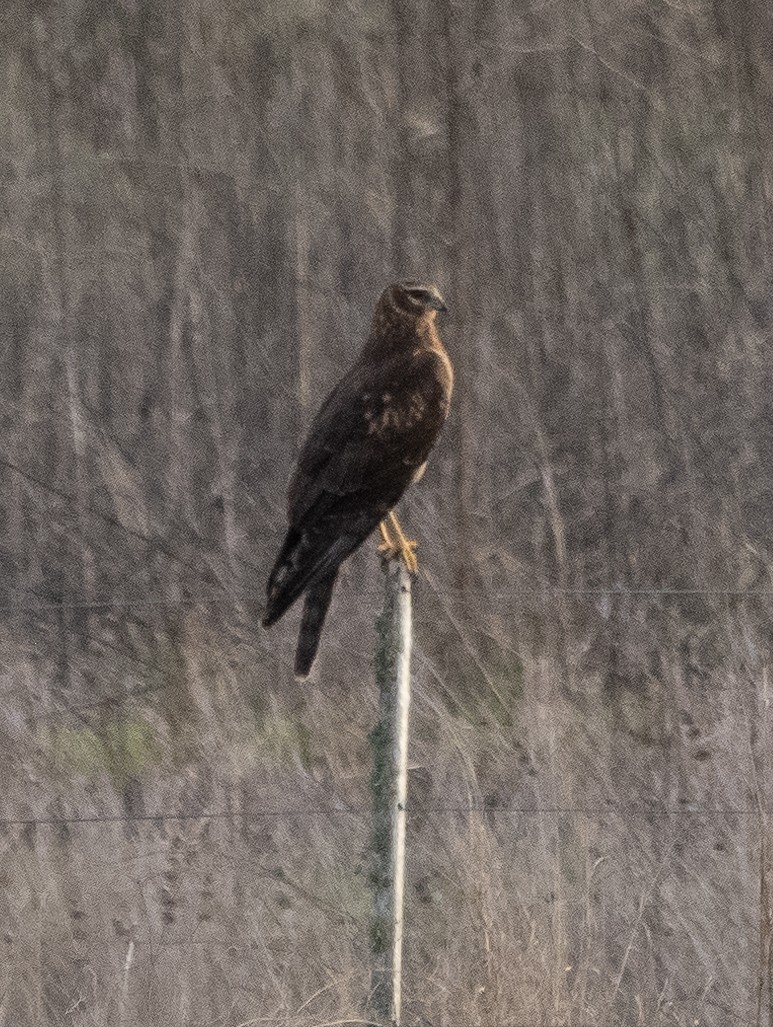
[365,280,450,355]
[388,280,449,317]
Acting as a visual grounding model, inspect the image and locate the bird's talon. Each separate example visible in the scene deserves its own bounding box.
[403,553,418,575]
[398,540,419,574]
[377,540,399,562]
[377,538,418,574]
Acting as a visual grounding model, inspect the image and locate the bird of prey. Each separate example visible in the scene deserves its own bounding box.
[262,280,453,679]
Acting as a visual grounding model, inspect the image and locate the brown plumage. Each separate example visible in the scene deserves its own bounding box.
[262,280,453,679]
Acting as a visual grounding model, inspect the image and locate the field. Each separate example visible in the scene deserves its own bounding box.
[1,1,771,1024]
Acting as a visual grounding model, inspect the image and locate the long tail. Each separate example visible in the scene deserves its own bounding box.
[294,572,337,679]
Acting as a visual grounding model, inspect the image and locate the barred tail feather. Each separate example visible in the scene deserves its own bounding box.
[294,572,337,680]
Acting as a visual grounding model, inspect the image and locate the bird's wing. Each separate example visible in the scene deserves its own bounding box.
[263,348,450,625]
[288,348,451,528]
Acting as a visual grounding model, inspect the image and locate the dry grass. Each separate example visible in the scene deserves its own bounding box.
[0,600,766,1026]
[1,0,771,1023]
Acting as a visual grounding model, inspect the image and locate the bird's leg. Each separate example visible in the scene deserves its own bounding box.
[377,514,419,574]
[387,510,418,575]
[377,519,398,562]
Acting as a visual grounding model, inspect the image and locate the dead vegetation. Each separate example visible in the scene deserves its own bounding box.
[1,0,772,1023]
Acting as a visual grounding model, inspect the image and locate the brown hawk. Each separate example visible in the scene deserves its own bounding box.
[262,280,453,678]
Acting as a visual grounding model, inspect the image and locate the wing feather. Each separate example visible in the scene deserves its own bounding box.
[289,349,451,526]
[264,347,452,627]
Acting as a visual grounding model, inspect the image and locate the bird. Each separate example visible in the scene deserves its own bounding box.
[262,280,453,679]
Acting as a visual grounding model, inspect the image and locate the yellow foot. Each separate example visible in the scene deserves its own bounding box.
[377,514,419,574]
[377,537,418,574]
[398,537,418,574]
[377,538,398,562]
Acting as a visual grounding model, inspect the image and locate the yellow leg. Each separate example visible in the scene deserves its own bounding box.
[376,519,395,561]
[377,514,419,573]
[377,521,392,554]
[386,511,418,574]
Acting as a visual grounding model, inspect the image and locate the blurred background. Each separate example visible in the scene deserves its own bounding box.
[1,1,772,1024]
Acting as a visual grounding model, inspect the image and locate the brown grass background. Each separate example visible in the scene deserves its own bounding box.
[1,0,772,1024]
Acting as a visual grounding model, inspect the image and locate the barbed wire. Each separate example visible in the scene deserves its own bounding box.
[0,596,229,613]
[0,804,760,828]
[2,585,773,616]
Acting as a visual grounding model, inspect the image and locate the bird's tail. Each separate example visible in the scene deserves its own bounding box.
[294,572,338,680]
